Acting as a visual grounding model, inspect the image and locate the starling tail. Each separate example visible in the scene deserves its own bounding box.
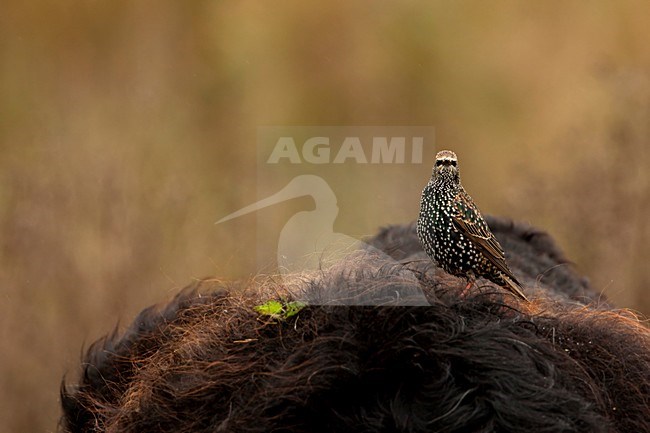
[502,274,528,301]
[416,150,528,301]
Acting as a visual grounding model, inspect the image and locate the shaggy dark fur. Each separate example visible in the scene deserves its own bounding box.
[368,215,599,304]
[60,216,650,433]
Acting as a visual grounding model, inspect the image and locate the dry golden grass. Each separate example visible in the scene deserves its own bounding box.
[1,1,649,431]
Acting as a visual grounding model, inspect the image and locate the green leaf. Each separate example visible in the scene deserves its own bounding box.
[254,299,306,320]
[284,301,305,318]
[254,300,284,317]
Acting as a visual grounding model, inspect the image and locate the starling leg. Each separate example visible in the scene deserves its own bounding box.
[459,278,474,298]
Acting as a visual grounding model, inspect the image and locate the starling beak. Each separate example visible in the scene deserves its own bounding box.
[416,150,528,301]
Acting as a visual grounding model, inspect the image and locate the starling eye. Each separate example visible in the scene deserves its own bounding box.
[450,160,457,166]
[435,160,444,166]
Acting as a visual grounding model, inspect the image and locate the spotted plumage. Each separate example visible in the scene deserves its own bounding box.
[416,150,528,301]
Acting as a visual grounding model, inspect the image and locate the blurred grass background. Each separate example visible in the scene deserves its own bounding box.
[1,1,649,431]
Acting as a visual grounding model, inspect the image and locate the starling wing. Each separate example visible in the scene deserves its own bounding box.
[452,192,528,301]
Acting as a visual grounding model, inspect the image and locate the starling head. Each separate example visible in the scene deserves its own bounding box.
[433,150,459,183]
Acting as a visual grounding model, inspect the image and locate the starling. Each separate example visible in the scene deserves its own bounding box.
[416,150,528,301]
